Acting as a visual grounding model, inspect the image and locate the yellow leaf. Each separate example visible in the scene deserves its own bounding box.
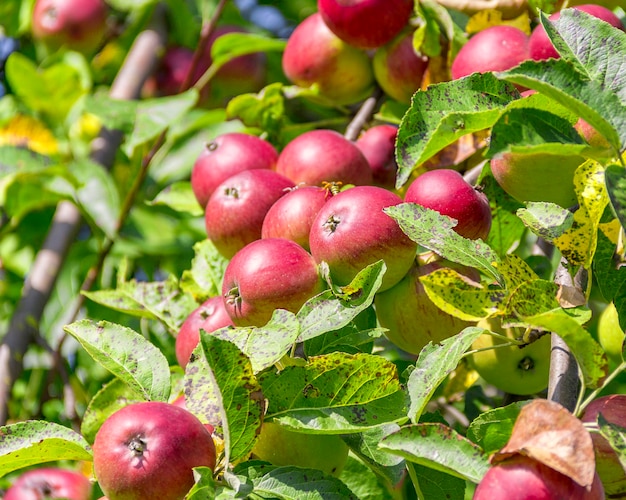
[466,10,532,35]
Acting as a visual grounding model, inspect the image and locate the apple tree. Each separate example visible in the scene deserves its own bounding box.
[0,0,625,499]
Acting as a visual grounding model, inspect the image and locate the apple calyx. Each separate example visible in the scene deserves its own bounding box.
[206,141,218,152]
[322,214,341,233]
[224,187,240,199]
[128,435,147,457]
[518,356,534,371]
[225,286,242,310]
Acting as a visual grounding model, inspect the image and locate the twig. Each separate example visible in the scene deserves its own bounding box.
[344,87,384,142]
[0,5,168,425]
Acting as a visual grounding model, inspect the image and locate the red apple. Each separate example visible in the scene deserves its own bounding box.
[474,455,605,499]
[581,394,626,497]
[373,29,429,104]
[175,296,234,369]
[574,118,612,150]
[282,13,375,105]
[170,395,216,435]
[4,468,92,500]
[317,0,413,49]
[451,25,530,80]
[374,257,478,355]
[276,129,373,187]
[261,185,332,251]
[31,0,108,54]
[309,185,417,292]
[204,169,295,258]
[222,238,325,327]
[148,45,206,97]
[404,169,492,240]
[355,124,399,190]
[529,5,624,61]
[93,401,216,500]
[191,132,279,208]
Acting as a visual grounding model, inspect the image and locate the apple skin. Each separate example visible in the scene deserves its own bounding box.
[191,132,279,209]
[317,0,413,49]
[31,0,108,54]
[374,259,478,355]
[93,401,216,500]
[373,29,429,104]
[474,454,605,500]
[282,13,375,105]
[309,185,417,293]
[451,25,530,80]
[204,169,295,258]
[581,394,626,497]
[529,5,624,61]
[4,467,92,500]
[467,317,551,395]
[261,185,331,251]
[404,169,492,241]
[574,118,612,150]
[596,302,625,364]
[490,151,584,208]
[252,422,349,476]
[276,129,373,187]
[148,46,202,97]
[176,296,234,369]
[222,238,325,327]
[355,124,399,190]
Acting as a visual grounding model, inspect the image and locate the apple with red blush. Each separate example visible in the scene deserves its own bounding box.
[222,238,325,327]
[4,467,92,500]
[204,169,294,258]
[355,124,399,190]
[191,132,278,209]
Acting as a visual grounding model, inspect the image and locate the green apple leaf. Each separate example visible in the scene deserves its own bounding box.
[419,267,505,321]
[0,421,92,478]
[211,309,301,373]
[597,413,626,471]
[495,254,541,291]
[467,401,529,454]
[83,94,138,136]
[64,319,171,402]
[209,33,287,75]
[0,146,51,174]
[180,239,230,302]
[186,467,217,499]
[261,352,406,433]
[379,423,490,483]
[497,59,625,153]
[517,202,574,241]
[123,90,199,158]
[411,464,466,500]
[185,334,263,465]
[605,164,626,233]
[80,378,146,445]
[395,72,518,187]
[82,275,196,333]
[340,455,404,500]
[150,181,203,216]
[407,327,485,423]
[385,203,503,285]
[547,9,626,105]
[297,261,385,342]
[593,229,626,307]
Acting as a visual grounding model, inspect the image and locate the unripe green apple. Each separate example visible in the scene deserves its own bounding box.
[490,152,584,208]
[596,302,625,364]
[252,422,349,476]
[282,13,374,105]
[467,317,551,395]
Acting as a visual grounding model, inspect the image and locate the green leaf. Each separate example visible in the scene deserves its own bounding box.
[379,423,490,483]
[210,33,287,74]
[261,352,407,433]
[412,464,466,500]
[517,202,574,241]
[407,327,485,423]
[80,378,146,445]
[0,146,51,175]
[185,334,263,464]
[150,181,203,216]
[123,90,199,157]
[0,421,92,478]
[339,455,402,500]
[186,467,217,500]
[83,94,138,135]
[605,165,626,232]
[211,309,301,374]
[419,268,505,321]
[5,54,89,122]
[180,239,230,302]
[395,73,518,187]
[64,319,171,401]
[467,401,529,454]
[297,261,385,342]
[385,203,503,285]
[498,59,626,152]
[597,413,626,472]
[548,9,626,105]
[593,229,626,304]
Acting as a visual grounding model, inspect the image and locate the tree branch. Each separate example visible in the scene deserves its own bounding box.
[0,6,168,425]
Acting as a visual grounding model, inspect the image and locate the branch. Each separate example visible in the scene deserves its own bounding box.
[0,6,168,425]
[343,87,384,142]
